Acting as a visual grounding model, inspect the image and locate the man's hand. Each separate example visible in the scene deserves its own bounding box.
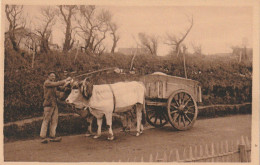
[66,77,72,81]
[64,77,72,86]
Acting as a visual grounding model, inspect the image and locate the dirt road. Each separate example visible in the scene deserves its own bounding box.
[4,114,251,162]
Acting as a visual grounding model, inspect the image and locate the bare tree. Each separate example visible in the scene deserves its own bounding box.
[36,6,58,53]
[138,33,158,56]
[165,15,193,57]
[76,6,111,55]
[5,5,25,52]
[191,42,202,56]
[59,5,78,53]
[182,45,188,78]
[109,22,120,53]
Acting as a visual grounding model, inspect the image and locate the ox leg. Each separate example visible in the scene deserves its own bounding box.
[106,114,114,141]
[85,116,94,137]
[126,113,131,132]
[140,123,144,134]
[121,113,130,132]
[107,124,114,141]
[93,117,102,139]
[136,104,142,137]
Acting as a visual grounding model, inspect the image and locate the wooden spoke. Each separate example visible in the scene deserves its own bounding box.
[184,114,192,124]
[186,111,195,115]
[160,115,162,124]
[174,114,180,122]
[187,105,195,109]
[178,115,181,125]
[149,114,156,120]
[184,97,192,107]
[182,115,186,127]
[174,98,180,106]
[154,115,158,124]
[170,104,179,110]
[170,110,178,115]
[182,93,186,104]
[186,105,195,111]
[178,93,182,105]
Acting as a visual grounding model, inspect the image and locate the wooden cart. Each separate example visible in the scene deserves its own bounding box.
[139,72,202,130]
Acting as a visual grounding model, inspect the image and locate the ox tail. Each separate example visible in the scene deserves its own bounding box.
[141,95,146,125]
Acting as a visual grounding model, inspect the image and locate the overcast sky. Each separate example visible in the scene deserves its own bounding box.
[4,5,252,55]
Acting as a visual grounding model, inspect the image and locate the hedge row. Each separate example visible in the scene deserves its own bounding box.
[4,49,252,123]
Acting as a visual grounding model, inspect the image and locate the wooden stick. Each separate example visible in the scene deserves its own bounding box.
[74,67,117,79]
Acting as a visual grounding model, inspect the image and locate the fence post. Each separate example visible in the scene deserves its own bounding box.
[211,143,215,162]
[199,145,203,160]
[175,149,180,162]
[241,136,246,145]
[183,148,187,161]
[245,136,251,162]
[155,152,159,161]
[189,146,193,162]
[205,144,209,162]
[163,151,167,162]
[245,136,250,148]
[225,140,229,162]
[230,140,234,162]
[220,141,225,162]
[194,145,198,159]
[149,154,153,162]
[168,150,173,162]
[141,155,144,162]
[239,144,248,162]
[236,139,240,161]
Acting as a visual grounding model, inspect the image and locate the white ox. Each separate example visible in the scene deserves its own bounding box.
[66,80,146,140]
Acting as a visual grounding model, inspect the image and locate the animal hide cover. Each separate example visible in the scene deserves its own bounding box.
[88,81,145,124]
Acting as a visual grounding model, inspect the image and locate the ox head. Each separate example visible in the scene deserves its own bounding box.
[65,78,94,110]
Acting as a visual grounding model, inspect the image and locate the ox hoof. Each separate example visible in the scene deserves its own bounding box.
[107,136,114,141]
[85,133,92,137]
[136,132,140,137]
[93,135,101,139]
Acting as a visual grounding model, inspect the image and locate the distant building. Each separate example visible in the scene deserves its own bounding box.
[5,27,60,53]
[231,47,253,62]
[49,43,60,51]
[117,47,148,55]
[5,27,31,51]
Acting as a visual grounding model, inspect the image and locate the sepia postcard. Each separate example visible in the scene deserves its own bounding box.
[1,0,259,164]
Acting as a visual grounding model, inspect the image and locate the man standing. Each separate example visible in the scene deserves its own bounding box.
[40,71,71,143]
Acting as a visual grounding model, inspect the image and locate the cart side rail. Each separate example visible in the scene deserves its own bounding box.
[140,74,202,102]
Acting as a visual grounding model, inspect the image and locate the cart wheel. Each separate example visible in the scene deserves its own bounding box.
[146,106,168,128]
[167,90,198,130]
